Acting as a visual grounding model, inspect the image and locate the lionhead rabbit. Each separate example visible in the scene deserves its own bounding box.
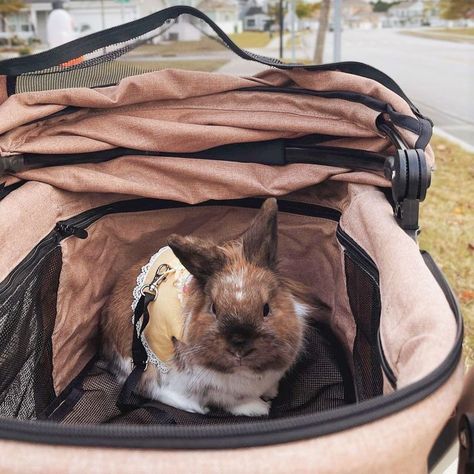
[101,198,325,416]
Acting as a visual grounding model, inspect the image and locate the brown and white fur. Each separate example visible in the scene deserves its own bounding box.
[101,198,325,417]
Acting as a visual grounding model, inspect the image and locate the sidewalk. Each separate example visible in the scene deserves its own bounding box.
[217,32,316,75]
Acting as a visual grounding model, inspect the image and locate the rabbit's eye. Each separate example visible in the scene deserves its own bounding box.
[263,303,270,317]
[210,303,217,316]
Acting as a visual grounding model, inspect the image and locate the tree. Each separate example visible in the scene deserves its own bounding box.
[370,0,399,13]
[313,0,330,64]
[0,0,24,34]
[440,0,473,20]
[267,1,288,29]
[296,1,320,19]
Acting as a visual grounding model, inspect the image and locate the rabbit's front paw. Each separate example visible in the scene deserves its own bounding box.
[262,383,279,401]
[229,398,270,417]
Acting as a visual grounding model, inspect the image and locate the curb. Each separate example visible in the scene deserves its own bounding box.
[433,127,474,154]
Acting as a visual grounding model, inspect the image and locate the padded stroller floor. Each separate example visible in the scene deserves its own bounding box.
[42,321,356,425]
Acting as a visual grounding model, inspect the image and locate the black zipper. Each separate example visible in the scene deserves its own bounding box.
[0,198,340,300]
[238,86,425,140]
[336,226,397,388]
[1,87,413,172]
[377,329,397,388]
[0,198,463,450]
[336,226,379,280]
[0,180,26,201]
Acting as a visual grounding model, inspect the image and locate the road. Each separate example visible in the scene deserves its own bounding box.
[328,29,474,146]
[218,28,474,146]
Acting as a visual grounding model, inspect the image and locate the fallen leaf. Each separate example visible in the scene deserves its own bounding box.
[459,290,474,303]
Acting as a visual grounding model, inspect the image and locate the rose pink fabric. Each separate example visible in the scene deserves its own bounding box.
[0,66,460,473]
[0,68,434,166]
[0,75,6,105]
[0,366,464,474]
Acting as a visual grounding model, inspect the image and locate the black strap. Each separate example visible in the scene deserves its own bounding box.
[0,5,425,117]
[116,292,153,412]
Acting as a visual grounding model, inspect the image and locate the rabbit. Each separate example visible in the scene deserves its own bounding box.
[101,198,326,417]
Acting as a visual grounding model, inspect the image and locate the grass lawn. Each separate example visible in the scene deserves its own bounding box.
[128,37,225,57]
[117,59,228,73]
[229,31,272,48]
[434,27,474,36]
[419,136,474,366]
[402,28,474,43]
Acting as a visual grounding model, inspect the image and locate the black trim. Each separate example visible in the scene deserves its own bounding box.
[285,146,386,172]
[420,251,462,338]
[0,197,340,298]
[39,357,98,421]
[0,6,424,118]
[5,139,388,175]
[6,75,16,96]
[377,330,397,388]
[336,227,378,280]
[0,180,25,201]
[0,199,463,450]
[336,226,397,389]
[421,250,465,470]
[239,86,429,142]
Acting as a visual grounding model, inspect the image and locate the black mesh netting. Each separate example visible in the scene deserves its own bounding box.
[0,247,61,419]
[43,321,356,425]
[344,254,383,400]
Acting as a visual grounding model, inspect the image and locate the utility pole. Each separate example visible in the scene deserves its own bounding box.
[279,0,284,59]
[333,0,342,61]
[290,0,296,62]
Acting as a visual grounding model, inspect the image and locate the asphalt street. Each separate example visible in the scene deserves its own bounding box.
[328,28,474,146]
[220,28,474,146]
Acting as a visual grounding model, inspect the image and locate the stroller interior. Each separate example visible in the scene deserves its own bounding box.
[0,8,468,472]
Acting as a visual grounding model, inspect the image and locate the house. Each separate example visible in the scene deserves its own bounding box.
[161,0,203,42]
[196,0,242,34]
[386,0,425,27]
[342,0,377,29]
[242,5,270,31]
[2,0,142,44]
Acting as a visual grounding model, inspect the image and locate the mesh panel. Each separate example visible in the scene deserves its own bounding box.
[12,15,232,93]
[0,247,61,419]
[15,61,161,94]
[344,254,383,400]
[44,321,355,426]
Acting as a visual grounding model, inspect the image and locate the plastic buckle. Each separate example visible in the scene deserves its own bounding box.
[384,149,431,242]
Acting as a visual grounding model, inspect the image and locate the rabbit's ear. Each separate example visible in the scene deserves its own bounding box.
[168,235,226,283]
[242,198,278,268]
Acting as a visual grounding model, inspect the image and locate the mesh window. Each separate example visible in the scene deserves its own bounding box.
[11,14,235,94]
[44,321,355,426]
[344,254,383,400]
[0,247,61,419]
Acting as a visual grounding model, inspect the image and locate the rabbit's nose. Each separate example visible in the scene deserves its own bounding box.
[229,345,254,359]
[228,333,255,358]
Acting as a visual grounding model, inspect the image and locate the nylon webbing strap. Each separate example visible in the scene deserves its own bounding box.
[116,292,153,412]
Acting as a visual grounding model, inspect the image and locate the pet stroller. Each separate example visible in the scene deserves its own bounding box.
[0,6,472,473]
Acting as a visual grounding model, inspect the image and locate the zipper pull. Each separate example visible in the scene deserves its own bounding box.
[56,222,88,239]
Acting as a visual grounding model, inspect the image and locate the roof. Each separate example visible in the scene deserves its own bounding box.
[245,6,264,16]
